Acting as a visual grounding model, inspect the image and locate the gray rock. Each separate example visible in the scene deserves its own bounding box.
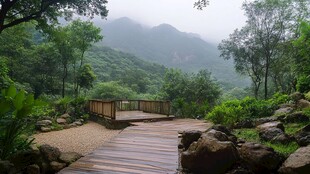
[202,129,229,141]
[297,99,310,109]
[181,135,239,173]
[234,119,255,129]
[41,127,52,132]
[73,121,83,126]
[59,152,82,165]
[239,142,282,173]
[0,160,14,174]
[36,120,52,129]
[254,116,280,126]
[39,144,61,162]
[295,125,310,146]
[257,121,285,132]
[50,161,66,172]
[211,124,233,136]
[259,127,291,144]
[180,130,202,150]
[27,164,40,174]
[56,118,67,124]
[283,111,309,123]
[290,92,305,102]
[60,113,70,119]
[274,107,294,115]
[278,145,310,174]
[9,149,41,171]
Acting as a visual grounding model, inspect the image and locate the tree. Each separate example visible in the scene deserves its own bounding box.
[294,21,310,92]
[219,0,309,99]
[219,27,264,99]
[66,19,102,96]
[77,64,96,91]
[0,0,108,34]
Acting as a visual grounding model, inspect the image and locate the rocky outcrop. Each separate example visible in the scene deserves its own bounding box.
[257,121,285,132]
[39,144,61,162]
[180,128,239,174]
[283,111,309,123]
[27,164,40,174]
[179,130,202,150]
[60,113,71,119]
[295,125,310,146]
[259,127,291,144]
[290,92,305,102]
[59,152,83,165]
[297,99,310,109]
[36,120,52,132]
[234,119,254,129]
[254,116,280,126]
[278,145,310,174]
[56,118,67,124]
[274,107,294,115]
[0,160,15,174]
[239,142,282,173]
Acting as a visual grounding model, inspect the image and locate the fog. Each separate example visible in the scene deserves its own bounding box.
[104,0,247,44]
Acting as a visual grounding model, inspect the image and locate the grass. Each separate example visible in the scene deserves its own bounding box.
[284,122,308,135]
[263,142,299,157]
[233,128,299,157]
[233,128,260,142]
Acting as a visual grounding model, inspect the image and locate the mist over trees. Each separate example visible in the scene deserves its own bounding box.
[219,0,310,99]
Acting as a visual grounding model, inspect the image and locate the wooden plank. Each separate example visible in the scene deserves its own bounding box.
[60,119,212,174]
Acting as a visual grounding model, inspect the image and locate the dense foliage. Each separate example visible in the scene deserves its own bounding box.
[160,69,221,118]
[0,85,38,159]
[206,94,289,126]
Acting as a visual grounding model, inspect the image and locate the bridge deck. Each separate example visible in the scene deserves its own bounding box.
[115,111,174,122]
[59,119,211,174]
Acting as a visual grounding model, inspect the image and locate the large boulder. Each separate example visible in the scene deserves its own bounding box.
[234,119,255,129]
[39,144,61,162]
[274,107,294,115]
[56,118,67,124]
[27,164,40,174]
[254,116,280,126]
[290,92,305,102]
[181,135,239,173]
[35,120,52,130]
[180,130,202,150]
[297,99,310,109]
[0,160,14,174]
[295,125,310,146]
[58,152,82,165]
[257,121,285,132]
[60,113,70,119]
[50,161,66,172]
[283,111,309,123]
[259,127,291,144]
[278,145,310,174]
[9,149,41,171]
[239,142,282,173]
[211,124,233,136]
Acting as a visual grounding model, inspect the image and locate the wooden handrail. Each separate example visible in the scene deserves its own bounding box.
[88,100,171,119]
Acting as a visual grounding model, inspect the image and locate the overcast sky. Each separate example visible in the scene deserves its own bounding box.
[104,0,247,44]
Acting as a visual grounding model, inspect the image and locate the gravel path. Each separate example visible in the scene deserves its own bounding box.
[33,121,121,155]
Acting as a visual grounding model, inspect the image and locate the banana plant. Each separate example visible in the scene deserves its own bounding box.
[0,85,38,159]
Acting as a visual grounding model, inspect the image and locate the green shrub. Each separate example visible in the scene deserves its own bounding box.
[297,75,310,93]
[206,99,249,126]
[172,98,210,118]
[305,91,310,101]
[0,85,38,159]
[54,96,73,114]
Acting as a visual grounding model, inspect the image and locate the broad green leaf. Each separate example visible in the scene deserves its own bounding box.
[25,94,34,106]
[13,90,25,110]
[0,101,11,116]
[6,85,17,98]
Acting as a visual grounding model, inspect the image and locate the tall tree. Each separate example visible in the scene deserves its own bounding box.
[0,0,108,34]
[219,0,309,99]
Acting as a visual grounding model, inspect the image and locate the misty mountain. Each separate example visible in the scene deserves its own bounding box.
[96,17,249,88]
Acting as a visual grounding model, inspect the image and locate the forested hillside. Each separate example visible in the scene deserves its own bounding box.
[85,46,166,94]
[96,17,249,88]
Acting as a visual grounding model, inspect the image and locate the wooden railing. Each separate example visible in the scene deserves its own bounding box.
[88,100,170,120]
[89,100,116,119]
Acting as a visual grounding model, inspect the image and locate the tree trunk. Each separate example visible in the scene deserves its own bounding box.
[264,60,269,100]
[62,65,67,98]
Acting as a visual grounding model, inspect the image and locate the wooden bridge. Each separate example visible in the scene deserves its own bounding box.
[88,100,174,122]
[59,119,211,174]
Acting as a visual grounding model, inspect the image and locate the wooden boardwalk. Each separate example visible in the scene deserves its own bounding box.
[115,111,174,121]
[59,119,211,174]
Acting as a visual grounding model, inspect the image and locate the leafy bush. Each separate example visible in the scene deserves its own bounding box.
[206,99,249,126]
[54,96,73,114]
[90,81,138,100]
[206,94,289,126]
[0,85,38,159]
[297,75,310,93]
